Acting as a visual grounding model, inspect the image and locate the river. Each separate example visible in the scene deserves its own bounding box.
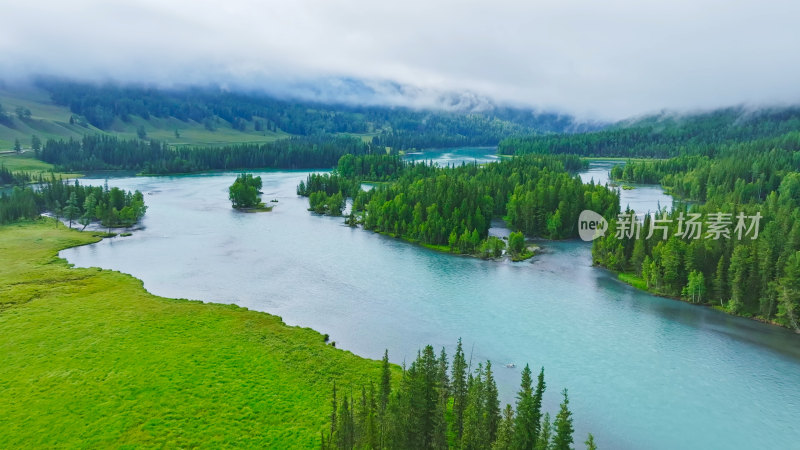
[62,148,800,449]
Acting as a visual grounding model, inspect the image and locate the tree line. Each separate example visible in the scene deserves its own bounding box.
[336,154,406,181]
[0,165,35,186]
[323,339,596,450]
[498,107,800,158]
[37,79,586,148]
[39,134,375,173]
[593,132,800,329]
[0,176,146,228]
[299,154,619,256]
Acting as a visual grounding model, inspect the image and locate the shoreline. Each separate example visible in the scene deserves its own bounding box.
[0,218,391,446]
[600,174,797,331]
[607,266,800,333]
[363,226,539,262]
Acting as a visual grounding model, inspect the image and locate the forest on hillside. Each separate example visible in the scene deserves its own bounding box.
[498,107,800,158]
[36,79,592,150]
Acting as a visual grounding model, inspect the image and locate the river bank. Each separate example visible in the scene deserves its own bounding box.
[51,159,800,449]
[609,268,800,333]
[0,219,390,447]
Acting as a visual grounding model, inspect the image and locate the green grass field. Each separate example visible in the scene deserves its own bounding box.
[0,153,83,179]
[0,220,390,448]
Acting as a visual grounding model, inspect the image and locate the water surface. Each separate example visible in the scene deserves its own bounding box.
[61,152,800,449]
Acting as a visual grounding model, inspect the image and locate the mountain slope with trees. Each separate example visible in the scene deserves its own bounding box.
[0,79,594,152]
[498,106,800,158]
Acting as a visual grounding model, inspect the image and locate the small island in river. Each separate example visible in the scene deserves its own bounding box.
[229,173,273,212]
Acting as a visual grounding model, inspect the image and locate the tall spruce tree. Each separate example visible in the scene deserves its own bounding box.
[492,404,515,450]
[330,381,338,440]
[434,348,450,450]
[531,367,546,442]
[379,350,391,412]
[63,192,80,228]
[513,364,537,450]
[485,361,501,443]
[461,365,489,450]
[335,393,355,450]
[365,383,378,449]
[552,389,574,450]
[378,350,391,449]
[535,413,552,450]
[451,338,468,440]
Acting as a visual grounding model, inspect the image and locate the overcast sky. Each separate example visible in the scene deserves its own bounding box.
[1,0,799,120]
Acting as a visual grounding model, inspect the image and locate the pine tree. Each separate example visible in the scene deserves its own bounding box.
[452,338,468,440]
[728,245,751,313]
[31,135,41,154]
[52,200,62,228]
[485,361,501,443]
[777,251,800,331]
[365,383,378,449]
[63,192,80,228]
[379,350,391,412]
[378,350,391,448]
[330,381,338,441]
[492,404,515,450]
[461,366,488,450]
[584,433,597,450]
[532,367,546,442]
[513,364,536,450]
[413,345,444,449]
[535,413,552,450]
[80,193,97,230]
[335,393,355,450]
[434,348,450,450]
[356,386,368,446]
[437,347,449,393]
[552,389,574,450]
[630,238,646,275]
[713,255,729,306]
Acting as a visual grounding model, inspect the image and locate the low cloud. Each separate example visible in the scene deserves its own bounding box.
[2,0,799,120]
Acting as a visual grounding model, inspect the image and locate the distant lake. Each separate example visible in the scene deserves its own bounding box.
[62,149,800,449]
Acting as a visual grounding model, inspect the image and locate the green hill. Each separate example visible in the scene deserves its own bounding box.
[0,79,594,154]
[0,85,290,151]
[498,106,800,158]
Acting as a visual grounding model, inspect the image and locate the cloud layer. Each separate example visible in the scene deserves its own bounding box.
[2,0,799,119]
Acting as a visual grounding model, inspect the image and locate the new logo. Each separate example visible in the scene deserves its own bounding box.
[578,210,608,242]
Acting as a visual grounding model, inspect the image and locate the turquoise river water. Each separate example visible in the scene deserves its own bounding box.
[62,148,800,449]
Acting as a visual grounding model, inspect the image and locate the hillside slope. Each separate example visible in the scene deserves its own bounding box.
[0,85,290,150]
[1,79,596,152]
[499,106,800,158]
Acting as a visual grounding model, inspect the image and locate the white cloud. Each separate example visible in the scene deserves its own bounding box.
[1,0,799,119]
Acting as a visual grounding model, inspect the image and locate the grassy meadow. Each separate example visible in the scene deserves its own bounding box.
[0,220,390,448]
[0,153,84,180]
